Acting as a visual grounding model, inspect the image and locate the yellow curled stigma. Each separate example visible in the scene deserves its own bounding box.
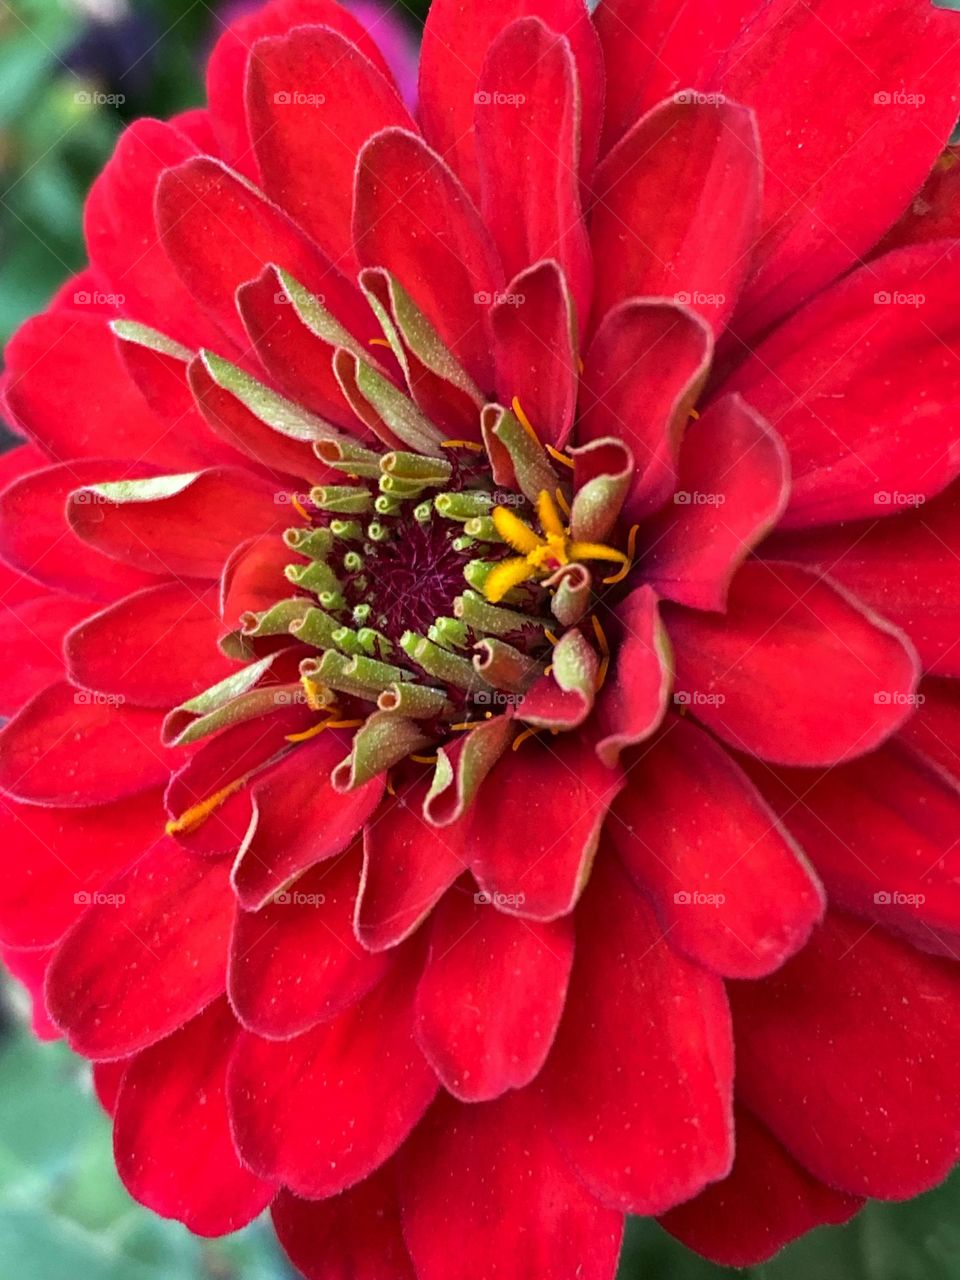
[166,775,251,837]
[483,489,631,604]
[511,397,574,469]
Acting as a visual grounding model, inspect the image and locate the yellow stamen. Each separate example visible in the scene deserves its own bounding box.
[485,490,633,602]
[285,717,363,743]
[544,628,560,646]
[601,525,640,585]
[688,407,701,421]
[577,355,585,374]
[386,775,396,797]
[300,673,333,712]
[536,489,566,539]
[554,487,571,518]
[512,725,540,751]
[591,614,611,691]
[369,337,392,349]
[441,439,484,452]
[449,720,485,731]
[291,494,311,522]
[410,753,439,764]
[165,775,251,836]
[490,506,542,555]
[545,443,575,470]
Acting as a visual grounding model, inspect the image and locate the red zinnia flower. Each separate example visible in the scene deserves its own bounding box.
[3,0,960,1274]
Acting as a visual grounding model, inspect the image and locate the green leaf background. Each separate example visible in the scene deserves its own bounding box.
[2,1,960,1275]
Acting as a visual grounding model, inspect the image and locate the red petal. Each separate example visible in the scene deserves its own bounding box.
[66,582,236,709]
[750,742,960,959]
[0,460,160,602]
[68,467,281,579]
[664,561,921,766]
[414,886,573,1100]
[228,946,437,1197]
[220,532,293,634]
[542,852,733,1214]
[611,716,824,978]
[591,96,760,333]
[419,0,603,202]
[594,0,752,147]
[83,118,223,350]
[156,157,365,347]
[235,266,360,429]
[0,789,167,948]
[643,395,789,610]
[0,594,91,716]
[400,1090,623,1280]
[114,1001,274,1235]
[660,1106,862,1267]
[231,731,384,910]
[273,1168,415,1280]
[354,128,504,389]
[723,242,960,527]
[4,313,204,470]
[206,0,392,177]
[0,681,169,806]
[356,776,468,951]
[469,733,623,921]
[718,0,960,337]
[878,147,960,255]
[732,911,960,1198]
[768,483,960,677]
[578,300,712,519]
[901,677,960,780]
[247,25,414,266]
[492,261,578,449]
[165,704,311,856]
[476,17,591,326]
[596,586,670,768]
[229,849,392,1037]
[46,838,232,1058]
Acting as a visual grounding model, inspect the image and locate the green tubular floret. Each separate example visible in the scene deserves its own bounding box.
[381,451,453,485]
[284,526,334,559]
[434,491,494,521]
[310,484,373,514]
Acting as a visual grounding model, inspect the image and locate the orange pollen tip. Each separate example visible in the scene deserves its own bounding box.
[512,725,540,752]
[688,407,701,420]
[591,614,610,656]
[544,628,560,646]
[385,776,397,796]
[441,439,484,452]
[291,494,311,522]
[511,396,539,445]
[602,525,639,585]
[410,753,439,764]
[369,337,392,349]
[545,443,575,470]
[165,776,249,836]
[554,487,571,517]
[449,720,484,731]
